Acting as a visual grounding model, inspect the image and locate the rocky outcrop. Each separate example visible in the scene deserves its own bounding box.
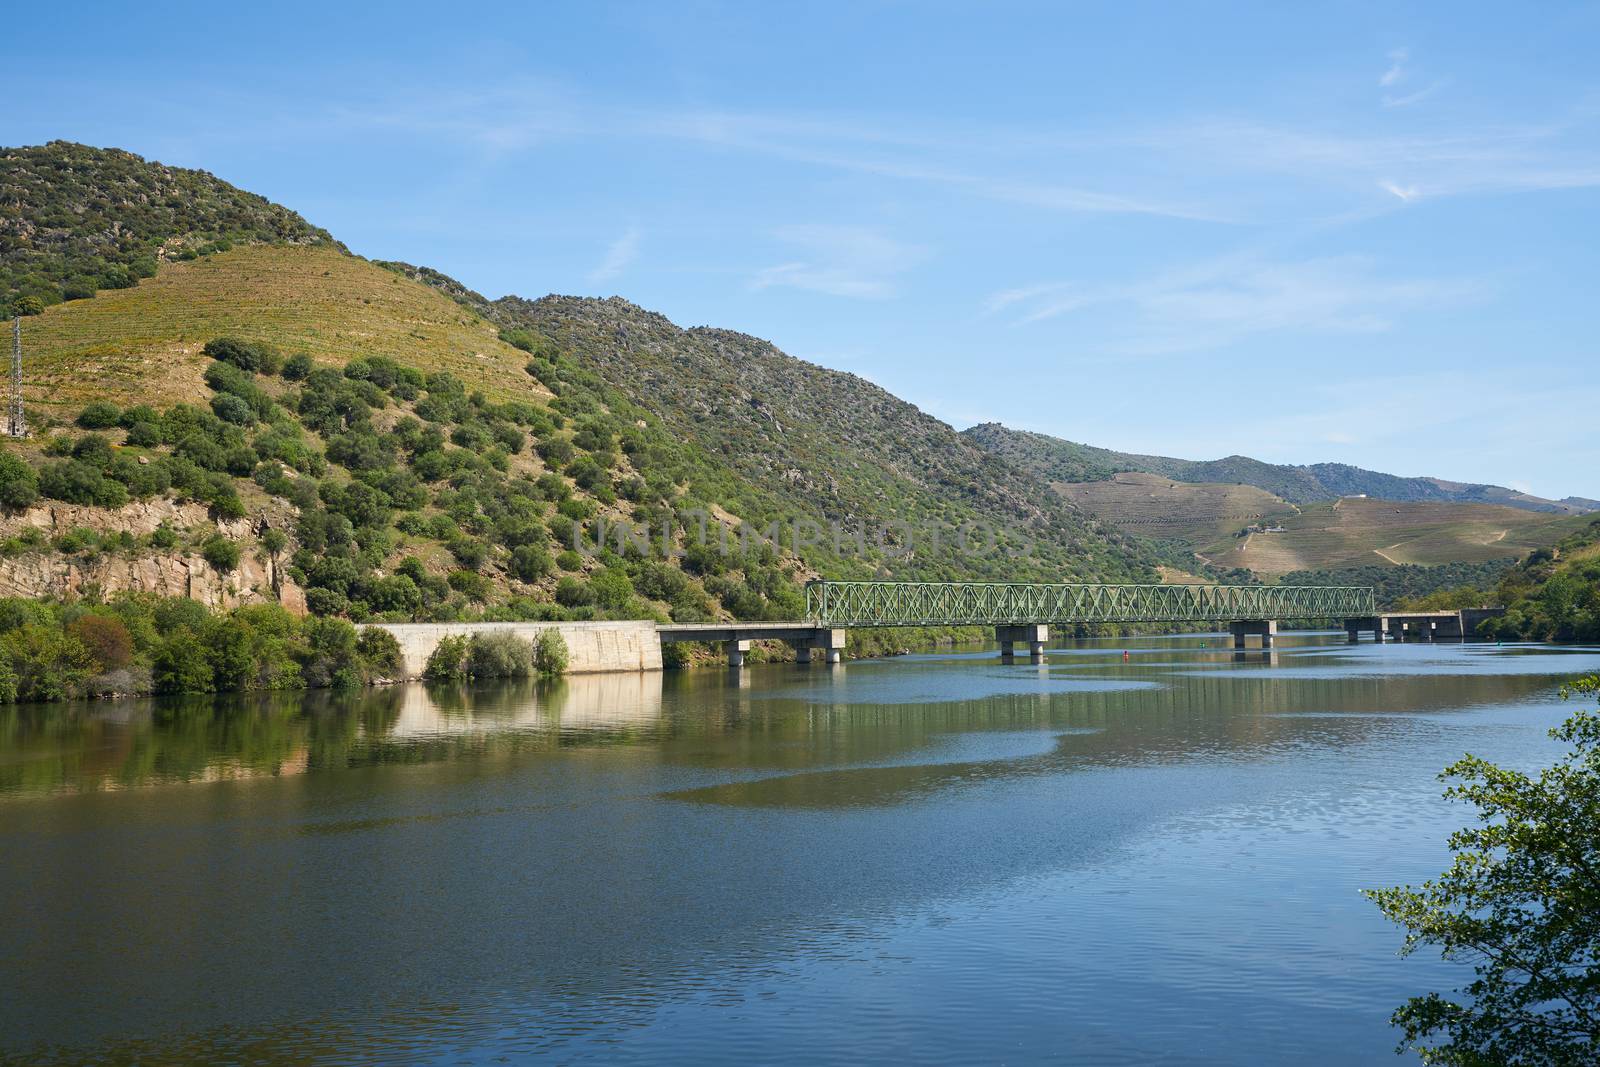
[0,499,306,612]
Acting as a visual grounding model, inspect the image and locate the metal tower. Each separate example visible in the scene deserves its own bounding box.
[7,316,23,438]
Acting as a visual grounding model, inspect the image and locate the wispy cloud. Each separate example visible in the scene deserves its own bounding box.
[1379,47,1410,88]
[986,253,1483,353]
[1383,80,1446,109]
[1145,115,1600,205]
[750,225,929,299]
[588,228,641,283]
[1375,46,1446,109]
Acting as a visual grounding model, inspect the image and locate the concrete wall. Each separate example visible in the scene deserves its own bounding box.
[364,621,663,679]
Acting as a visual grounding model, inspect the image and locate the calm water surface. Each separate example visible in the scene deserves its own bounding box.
[4,633,1598,1064]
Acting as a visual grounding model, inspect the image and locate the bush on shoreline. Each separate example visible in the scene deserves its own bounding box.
[0,594,405,705]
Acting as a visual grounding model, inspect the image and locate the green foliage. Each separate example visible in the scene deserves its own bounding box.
[202,535,241,572]
[355,627,404,678]
[1283,561,1518,609]
[1365,676,1600,1064]
[76,402,122,429]
[0,452,39,509]
[467,630,533,678]
[0,623,95,701]
[533,629,568,677]
[424,634,469,681]
[282,352,313,380]
[203,336,281,374]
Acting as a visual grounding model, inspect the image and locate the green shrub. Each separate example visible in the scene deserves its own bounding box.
[556,549,583,571]
[76,402,122,429]
[38,460,127,508]
[467,630,533,678]
[203,336,278,373]
[355,627,404,677]
[590,567,634,611]
[304,587,350,617]
[424,634,469,680]
[124,421,162,447]
[533,629,568,677]
[555,576,595,607]
[302,617,361,688]
[202,535,241,572]
[146,631,212,695]
[0,453,39,509]
[211,393,256,426]
[282,352,313,381]
[510,544,552,582]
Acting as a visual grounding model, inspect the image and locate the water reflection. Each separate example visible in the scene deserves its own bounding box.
[0,673,666,799]
[5,637,1600,1065]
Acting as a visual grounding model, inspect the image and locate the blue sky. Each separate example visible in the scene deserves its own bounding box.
[14,1,1600,497]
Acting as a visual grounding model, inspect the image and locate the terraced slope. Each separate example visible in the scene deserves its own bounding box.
[1201,498,1591,575]
[1055,472,1299,545]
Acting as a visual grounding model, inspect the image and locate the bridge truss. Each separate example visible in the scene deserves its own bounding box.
[805,581,1376,627]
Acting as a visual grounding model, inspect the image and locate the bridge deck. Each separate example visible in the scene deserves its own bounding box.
[805,580,1376,627]
[657,622,839,644]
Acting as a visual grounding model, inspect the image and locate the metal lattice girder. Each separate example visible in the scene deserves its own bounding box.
[804,581,1376,627]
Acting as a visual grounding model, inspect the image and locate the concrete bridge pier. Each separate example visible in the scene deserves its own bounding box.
[789,628,847,665]
[996,624,1049,662]
[1344,617,1382,643]
[1229,620,1277,650]
[725,639,752,668]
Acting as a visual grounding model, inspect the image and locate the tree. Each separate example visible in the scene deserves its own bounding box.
[1365,674,1600,1065]
[0,453,39,509]
[66,614,133,672]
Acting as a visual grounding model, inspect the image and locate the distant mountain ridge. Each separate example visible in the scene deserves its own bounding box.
[962,423,1592,515]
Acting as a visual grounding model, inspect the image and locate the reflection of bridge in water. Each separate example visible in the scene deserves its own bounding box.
[661,583,1504,665]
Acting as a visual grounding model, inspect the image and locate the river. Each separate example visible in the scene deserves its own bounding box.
[3,633,1596,1064]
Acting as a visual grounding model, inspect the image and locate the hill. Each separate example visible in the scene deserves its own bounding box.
[1408,519,1600,642]
[1054,471,1299,546]
[1198,497,1590,576]
[391,279,1165,585]
[1,142,1167,633]
[2,141,335,313]
[964,422,1591,514]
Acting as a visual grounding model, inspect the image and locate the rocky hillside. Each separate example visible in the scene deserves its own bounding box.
[965,423,1592,514]
[1,141,335,313]
[3,143,1168,625]
[395,277,1163,584]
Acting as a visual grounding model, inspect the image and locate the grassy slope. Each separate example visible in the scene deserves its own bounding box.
[21,244,551,420]
[1199,497,1590,576]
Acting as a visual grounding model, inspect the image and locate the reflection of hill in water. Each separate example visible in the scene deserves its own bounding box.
[3,644,1595,1063]
[0,673,666,798]
[0,649,1567,800]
